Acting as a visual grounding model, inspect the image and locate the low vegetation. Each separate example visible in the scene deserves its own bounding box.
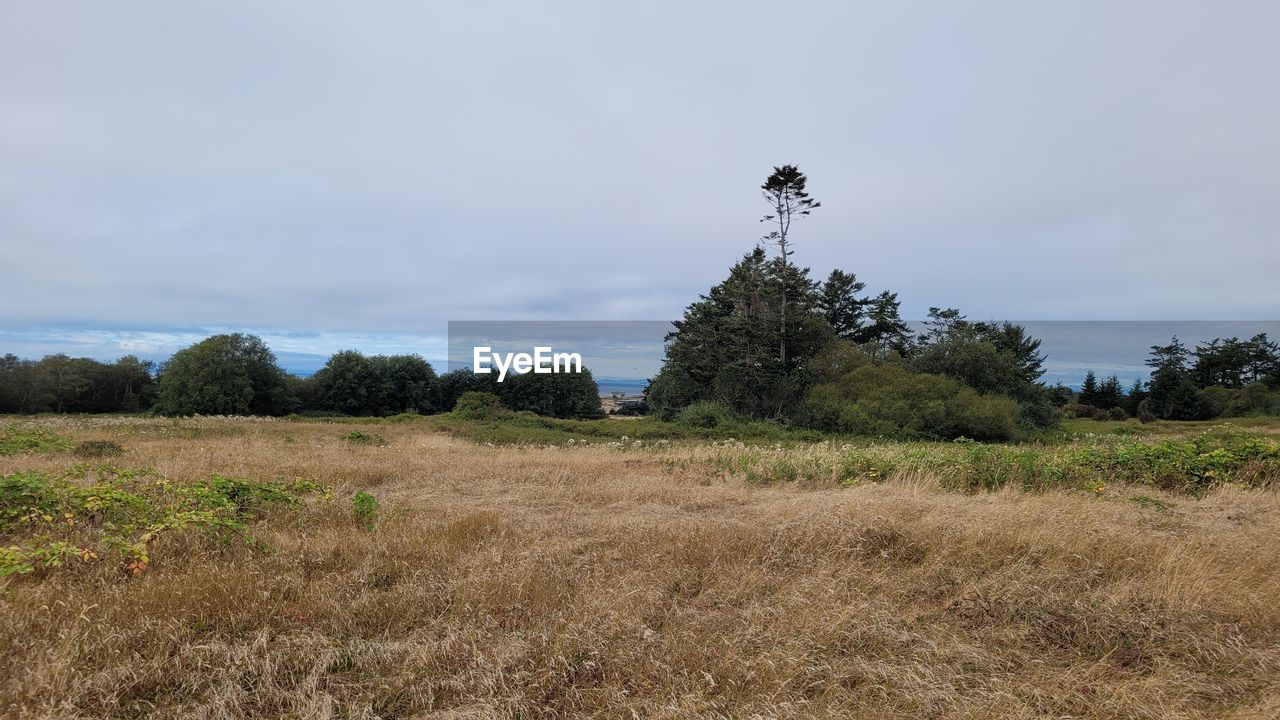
[2,467,321,577]
[2,415,1279,717]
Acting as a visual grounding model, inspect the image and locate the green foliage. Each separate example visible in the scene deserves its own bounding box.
[0,425,73,455]
[816,269,868,339]
[0,353,156,414]
[801,363,1020,441]
[73,440,124,458]
[435,368,501,412]
[649,247,832,419]
[352,491,379,529]
[341,430,387,446]
[0,469,322,577]
[707,430,1280,493]
[451,391,513,420]
[311,350,437,416]
[499,367,604,419]
[675,401,742,429]
[154,334,293,416]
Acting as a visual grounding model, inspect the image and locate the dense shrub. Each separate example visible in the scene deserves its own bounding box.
[675,401,741,429]
[451,392,512,421]
[801,364,1020,441]
[1063,403,1101,420]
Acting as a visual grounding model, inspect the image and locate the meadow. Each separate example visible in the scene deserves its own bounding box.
[2,414,1280,718]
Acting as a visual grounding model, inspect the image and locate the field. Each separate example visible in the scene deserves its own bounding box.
[3,415,1280,719]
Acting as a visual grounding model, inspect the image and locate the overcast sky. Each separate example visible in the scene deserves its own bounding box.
[2,1,1278,367]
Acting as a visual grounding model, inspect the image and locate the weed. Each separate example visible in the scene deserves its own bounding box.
[341,430,387,446]
[0,470,322,577]
[352,490,379,529]
[73,440,125,458]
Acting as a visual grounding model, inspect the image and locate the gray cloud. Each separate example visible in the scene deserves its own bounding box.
[2,0,1278,352]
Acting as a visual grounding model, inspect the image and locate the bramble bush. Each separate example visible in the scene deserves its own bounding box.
[1,468,324,577]
[0,425,73,456]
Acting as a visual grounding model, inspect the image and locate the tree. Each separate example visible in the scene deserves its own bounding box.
[1147,336,1190,372]
[154,334,292,416]
[436,368,500,412]
[856,291,912,358]
[922,307,968,345]
[369,355,437,415]
[500,365,604,419]
[1079,371,1099,406]
[816,269,867,339]
[1095,374,1124,410]
[1245,333,1279,384]
[310,351,438,416]
[1145,337,1206,420]
[647,247,829,419]
[1125,379,1148,417]
[760,165,821,365]
[38,355,89,414]
[311,350,375,415]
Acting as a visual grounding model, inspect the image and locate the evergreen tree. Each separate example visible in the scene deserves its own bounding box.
[856,291,912,358]
[1078,371,1099,406]
[647,247,829,419]
[1145,337,1206,419]
[815,269,867,339]
[1095,374,1124,410]
[1125,378,1148,416]
[759,165,820,365]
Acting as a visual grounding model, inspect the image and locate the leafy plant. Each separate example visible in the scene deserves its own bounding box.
[0,425,73,456]
[0,470,323,578]
[352,490,379,529]
[341,430,387,446]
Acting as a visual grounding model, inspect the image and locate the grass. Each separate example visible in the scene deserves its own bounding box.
[1,414,1280,717]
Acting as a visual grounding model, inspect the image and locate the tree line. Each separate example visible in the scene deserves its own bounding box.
[0,333,603,419]
[1070,334,1280,421]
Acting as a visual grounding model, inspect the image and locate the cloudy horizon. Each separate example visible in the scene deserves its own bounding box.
[3,1,1278,370]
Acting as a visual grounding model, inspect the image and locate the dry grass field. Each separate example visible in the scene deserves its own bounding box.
[3,416,1280,719]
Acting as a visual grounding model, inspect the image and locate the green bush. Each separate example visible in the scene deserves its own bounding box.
[675,401,741,429]
[451,391,513,421]
[801,364,1019,441]
[352,490,379,529]
[341,430,387,446]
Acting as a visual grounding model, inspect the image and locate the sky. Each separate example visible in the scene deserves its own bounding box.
[2,1,1278,376]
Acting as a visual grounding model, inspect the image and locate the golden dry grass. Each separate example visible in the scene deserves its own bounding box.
[2,417,1280,719]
